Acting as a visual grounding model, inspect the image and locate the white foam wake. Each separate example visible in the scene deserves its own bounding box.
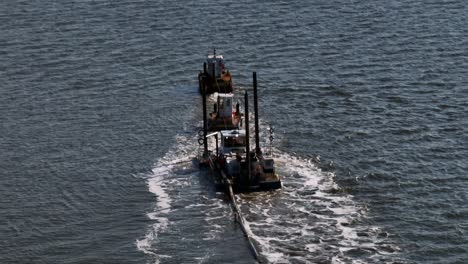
[237,150,400,263]
[136,135,195,264]
[135,119,399,263]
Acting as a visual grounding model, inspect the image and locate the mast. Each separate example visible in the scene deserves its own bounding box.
[253,72,261,155]
[244,90,251,183]
[212,62,216,79]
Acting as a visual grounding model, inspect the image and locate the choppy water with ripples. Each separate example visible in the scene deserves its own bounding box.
[1,0,467,263]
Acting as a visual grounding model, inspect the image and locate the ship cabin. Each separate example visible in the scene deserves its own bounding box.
[217,93,234,119]
[218,129,247,182]
[206,54,226,79]
[220,130,246,155]
[208,94,242,131]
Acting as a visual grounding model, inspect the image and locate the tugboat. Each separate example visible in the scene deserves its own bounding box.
[199,72,281,193]
[207,93,243,132]
[198,49,233,94]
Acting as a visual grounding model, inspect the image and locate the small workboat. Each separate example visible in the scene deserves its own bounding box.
[198,49,233,94]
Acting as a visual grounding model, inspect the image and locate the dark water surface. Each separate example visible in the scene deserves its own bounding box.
[1,0,467,263]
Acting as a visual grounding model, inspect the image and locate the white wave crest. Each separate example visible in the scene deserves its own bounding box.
[238,150,399,263]
[136,135,195,264]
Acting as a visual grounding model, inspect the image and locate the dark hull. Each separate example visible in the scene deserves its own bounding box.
[199,73,233,94]
[208,157,282,194]
[207,114,242,132]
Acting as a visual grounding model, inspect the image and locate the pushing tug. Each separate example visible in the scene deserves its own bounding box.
[199,72,282,193]
[198,49,233,94]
